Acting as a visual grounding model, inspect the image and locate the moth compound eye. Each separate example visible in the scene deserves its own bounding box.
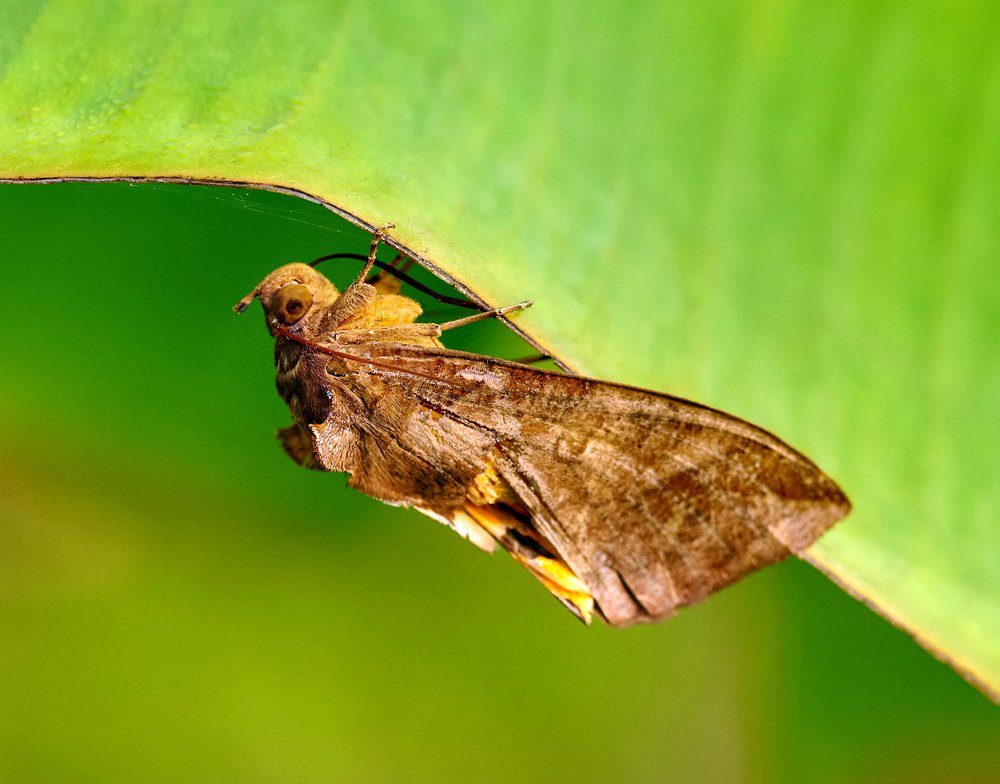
[274,283,313,325]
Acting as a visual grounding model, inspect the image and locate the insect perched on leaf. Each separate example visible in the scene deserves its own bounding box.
[234,224,850,626]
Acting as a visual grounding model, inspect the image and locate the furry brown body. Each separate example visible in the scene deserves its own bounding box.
[236,240,850,626]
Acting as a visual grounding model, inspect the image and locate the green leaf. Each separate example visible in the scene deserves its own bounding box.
[1,0,997,702]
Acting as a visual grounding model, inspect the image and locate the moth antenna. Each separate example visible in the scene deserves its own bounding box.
[308,252,483,310]
[310,251,369,268]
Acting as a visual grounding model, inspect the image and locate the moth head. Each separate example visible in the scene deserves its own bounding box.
[233,263,339,335]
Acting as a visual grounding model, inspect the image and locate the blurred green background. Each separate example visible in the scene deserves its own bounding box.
[0,182,996,783]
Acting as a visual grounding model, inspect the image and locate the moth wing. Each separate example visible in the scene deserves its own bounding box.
[353,343,850,627]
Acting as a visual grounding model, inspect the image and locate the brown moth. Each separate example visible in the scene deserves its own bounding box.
[235,225,851,626]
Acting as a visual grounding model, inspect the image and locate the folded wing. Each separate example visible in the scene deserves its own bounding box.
[328,343,851,626]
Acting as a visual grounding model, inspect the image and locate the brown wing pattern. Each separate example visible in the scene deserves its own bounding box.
[327,343,850,627]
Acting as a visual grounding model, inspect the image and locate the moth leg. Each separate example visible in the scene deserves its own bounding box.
[333,323,442,344]
[314,223,399,333]
[351,222,396,287]
[436,300,533,333]
[510,353,553,366]
[332,300,532,344]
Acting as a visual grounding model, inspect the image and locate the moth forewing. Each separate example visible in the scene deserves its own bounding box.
[236,232,851,627]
